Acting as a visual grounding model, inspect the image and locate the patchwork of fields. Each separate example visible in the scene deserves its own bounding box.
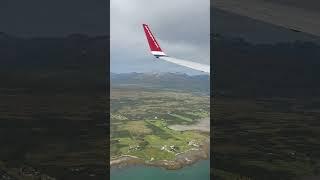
[110,87,210,162]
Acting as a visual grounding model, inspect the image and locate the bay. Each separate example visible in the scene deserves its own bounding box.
[110,160,210,180]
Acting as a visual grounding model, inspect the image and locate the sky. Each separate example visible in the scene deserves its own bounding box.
[2,0,318,74]
[110,0,210,75]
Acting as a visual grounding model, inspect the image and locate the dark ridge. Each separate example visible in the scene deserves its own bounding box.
[212,35,320,98]
[111,72,210,94]
[0,34,108,94]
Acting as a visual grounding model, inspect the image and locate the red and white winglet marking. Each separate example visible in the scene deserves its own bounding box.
[142,24,209,73]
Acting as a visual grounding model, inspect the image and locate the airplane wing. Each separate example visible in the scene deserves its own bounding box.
[213,0,320,37]
[142,24,210,74]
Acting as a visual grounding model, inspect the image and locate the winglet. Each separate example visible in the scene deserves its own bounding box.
[142,24,166,58]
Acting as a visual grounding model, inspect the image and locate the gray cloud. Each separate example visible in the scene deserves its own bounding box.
[111,0,210,74]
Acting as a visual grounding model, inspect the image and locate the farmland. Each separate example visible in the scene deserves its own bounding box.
[110,86,210,163]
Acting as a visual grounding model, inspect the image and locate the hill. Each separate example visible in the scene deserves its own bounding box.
[212,34,320,98]
[111,72,210,95]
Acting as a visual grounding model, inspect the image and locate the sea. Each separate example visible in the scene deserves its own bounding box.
[110,159,210,180]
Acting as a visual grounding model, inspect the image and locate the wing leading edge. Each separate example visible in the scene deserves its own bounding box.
[142,24,210,74]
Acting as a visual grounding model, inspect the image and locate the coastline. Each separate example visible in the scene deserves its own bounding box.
[110,139,210,170]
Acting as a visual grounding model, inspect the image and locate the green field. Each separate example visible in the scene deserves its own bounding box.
[110,87,210,161]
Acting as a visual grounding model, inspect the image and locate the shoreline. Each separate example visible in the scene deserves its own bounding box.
[110,139,210,170]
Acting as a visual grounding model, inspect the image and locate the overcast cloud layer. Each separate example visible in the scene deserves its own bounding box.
[111,0,210,75]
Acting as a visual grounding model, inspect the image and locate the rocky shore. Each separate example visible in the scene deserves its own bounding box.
[110,139,210,170]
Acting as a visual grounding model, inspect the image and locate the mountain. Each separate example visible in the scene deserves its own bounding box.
[0,33,108,67]
[0,33,107,94]
[212,34,320,97]
[111,72,210,94]
[2,32,320,97]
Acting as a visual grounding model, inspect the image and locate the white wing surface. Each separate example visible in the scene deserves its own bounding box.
[142,24,210,74]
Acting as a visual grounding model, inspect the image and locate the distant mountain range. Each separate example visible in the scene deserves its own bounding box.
[111,72,210,94]
[212,34,320,97]
[0,33,107,94]
[0,32,108,67]
[1,32,320,97]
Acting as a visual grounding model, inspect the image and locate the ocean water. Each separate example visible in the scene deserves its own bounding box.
[110,160,210,180]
